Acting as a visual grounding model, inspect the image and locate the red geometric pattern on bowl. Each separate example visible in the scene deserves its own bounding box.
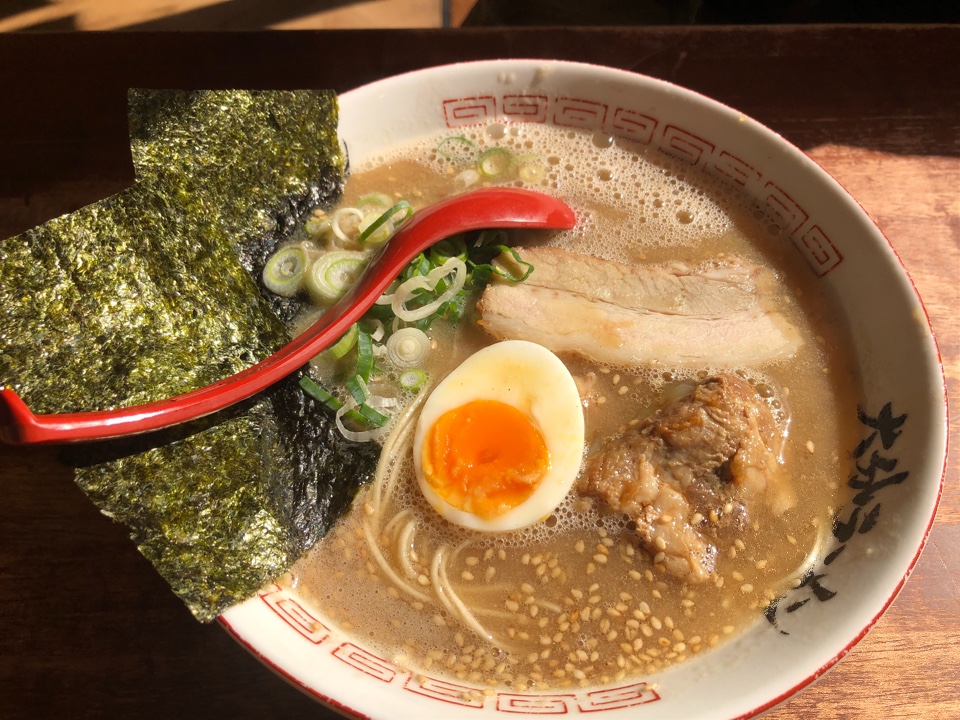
[256,585,661,713]
[333,643,399,684]
[553,98,608,130]
[578,683,661,712]
[261,584,330,644]
[496,693,578,714]
[503,94,549,123]
[403,675,485,707]
[441,93,843,277]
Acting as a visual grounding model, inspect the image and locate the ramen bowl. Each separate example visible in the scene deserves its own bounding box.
[219,60,946,719]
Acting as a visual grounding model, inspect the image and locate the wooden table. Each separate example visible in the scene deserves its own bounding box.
[1,26,957,720]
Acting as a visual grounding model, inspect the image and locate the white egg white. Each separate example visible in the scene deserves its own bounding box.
[412,340,585,532]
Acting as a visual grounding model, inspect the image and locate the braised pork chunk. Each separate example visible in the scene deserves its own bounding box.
[578,374,794,581]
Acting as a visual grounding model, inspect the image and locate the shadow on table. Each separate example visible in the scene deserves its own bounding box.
[462,0,960,25]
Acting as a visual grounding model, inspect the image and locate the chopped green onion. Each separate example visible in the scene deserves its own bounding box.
[490,245,535,282]
[437,136,479,165]
[428,236,468,267]
[322,323,358,360]
[345,374,369,405]
[358,201,413,246]
[262,245,310,297]
[399,369,427,392]
[475,229,508,247]
[355,401,389,427]
[304,216,330,236]
[330,207,365,244]
[355,323,374,381]
[390,257,468,323]
[478,147,514,178]
[385,327,431,368]
[299,375,342,412]
[306,250,367,303]
[301,375,387,431]
[519,164,546,183]
[357,192,394,210]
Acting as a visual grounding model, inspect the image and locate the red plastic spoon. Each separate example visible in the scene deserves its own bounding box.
[0,187,576,445]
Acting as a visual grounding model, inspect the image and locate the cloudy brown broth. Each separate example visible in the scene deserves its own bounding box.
[283,121,859,691]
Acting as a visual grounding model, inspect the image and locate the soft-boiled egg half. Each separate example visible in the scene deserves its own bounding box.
[413,340,585,532]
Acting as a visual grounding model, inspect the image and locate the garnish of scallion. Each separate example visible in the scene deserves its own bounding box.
[358,201,413,246]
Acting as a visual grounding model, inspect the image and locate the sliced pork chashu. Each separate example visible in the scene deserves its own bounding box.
[578,374,795,581]
[478,247,802,368]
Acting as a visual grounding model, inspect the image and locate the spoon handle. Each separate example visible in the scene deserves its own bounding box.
[0,188,575,445]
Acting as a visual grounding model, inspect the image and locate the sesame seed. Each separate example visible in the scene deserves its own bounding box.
[618,385,629,395]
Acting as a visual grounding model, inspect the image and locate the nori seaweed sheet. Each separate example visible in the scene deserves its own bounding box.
[0,90,379,620]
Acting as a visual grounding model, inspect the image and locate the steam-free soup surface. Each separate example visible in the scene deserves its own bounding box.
[282,121,858,692]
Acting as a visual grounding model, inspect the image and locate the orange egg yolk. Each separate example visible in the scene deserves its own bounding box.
[421,399,551,519]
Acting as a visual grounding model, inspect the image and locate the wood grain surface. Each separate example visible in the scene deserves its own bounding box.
[0,26,957,720]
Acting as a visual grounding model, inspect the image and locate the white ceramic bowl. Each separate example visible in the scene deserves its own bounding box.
[220,60,947,719]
